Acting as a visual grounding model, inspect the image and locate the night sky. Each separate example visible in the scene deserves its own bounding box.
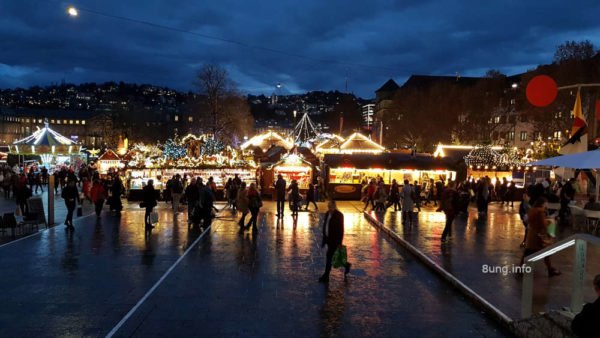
[2,0,600,98]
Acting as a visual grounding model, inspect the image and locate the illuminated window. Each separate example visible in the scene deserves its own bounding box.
[507,131,515,141]
[76,120,80,124]
[520,131,527,141]
[69,120,74,124]
[493,116,500,124]
[554,130,562,139]
[63,120,67,124]
[38,119,42,123]
[174,115,179,122]
[82,120,85,125]
[188,116,193,122]
[50,119,55,123]
[57,120,61,124]
[26,119,30,123]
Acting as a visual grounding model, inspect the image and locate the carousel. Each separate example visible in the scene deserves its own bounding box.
[8,121,84,167]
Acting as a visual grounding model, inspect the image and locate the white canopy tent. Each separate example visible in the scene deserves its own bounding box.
[528,150,600,199]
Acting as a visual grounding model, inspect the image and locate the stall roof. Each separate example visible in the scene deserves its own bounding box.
[339,133,385,154]
[324,153,454,171]
[241,130,293,151]
[98,149,121,161]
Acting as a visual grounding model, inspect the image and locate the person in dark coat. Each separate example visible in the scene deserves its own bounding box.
[110,176,124,214]
[198,182,215,230]
[319,200,351,283]
[185,178,199,225]
[61,180,79,230]
[287,179,300,216]
[571,274,600,337]
[142,180,158,230]
[440,181,459,242]
[304,183,318,211]
[274,174,286,217]
[389,179,401,211]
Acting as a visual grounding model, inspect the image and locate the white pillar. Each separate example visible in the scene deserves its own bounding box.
[570,239,587,313]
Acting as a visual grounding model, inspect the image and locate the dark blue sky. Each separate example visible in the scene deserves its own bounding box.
[1,0,600,98]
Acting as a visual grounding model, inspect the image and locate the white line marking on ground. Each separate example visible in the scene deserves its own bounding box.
[0,212,94,249]
[105,222,216,338]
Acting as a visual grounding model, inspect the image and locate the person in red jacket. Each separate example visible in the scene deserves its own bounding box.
[90,179,107,218]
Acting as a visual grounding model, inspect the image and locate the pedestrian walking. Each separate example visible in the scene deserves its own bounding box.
[142,180,158,230]
[319,200,351,283]
[15,173,31,216]
[110,175,124,214]
[171,174,184,213]
[519,192,531,247]
[374,181,388,212]
[389,179,401,211]
[362,179,377,211]
[440,181,459,242]
[236,182,249,231]
[185,178,199,225]
[401,179,414,224]
[246,183,262,231]
[413,180,421,212]
[274,174,286,217]
[519,197,561,277]
[198,181,216,230]
[305,182,318,211]
[61,180,79,230]
[90,178,107,219]
[288,179,301,216]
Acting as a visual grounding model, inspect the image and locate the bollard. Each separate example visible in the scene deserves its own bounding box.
[48,175,54,226]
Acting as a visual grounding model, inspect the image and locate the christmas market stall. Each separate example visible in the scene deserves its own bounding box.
[7,121,84,168]
[97,149,123,175]
[463,144,541,187]
[123,135,257,200]
[323,153,456,200]
[260,153,315,198]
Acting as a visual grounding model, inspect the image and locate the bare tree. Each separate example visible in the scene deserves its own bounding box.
[554,40,597,63]
[193,63,254,143]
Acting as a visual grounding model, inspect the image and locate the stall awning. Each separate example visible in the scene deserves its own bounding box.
[324,153,454,171]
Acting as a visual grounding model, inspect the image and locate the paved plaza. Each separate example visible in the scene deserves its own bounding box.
[361,201,600,319]
[0,199,509,337]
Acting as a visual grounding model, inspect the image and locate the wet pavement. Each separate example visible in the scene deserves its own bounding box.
[0,199,508,337]
[0,188,95,244]
[359,201,600,320]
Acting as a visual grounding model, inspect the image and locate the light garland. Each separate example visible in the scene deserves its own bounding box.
[339,132,385,154]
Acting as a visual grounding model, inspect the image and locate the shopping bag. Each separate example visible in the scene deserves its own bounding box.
[150,211,159,224]
[547,222,556,238]
[332,245,348,268]
[76,206,83,217]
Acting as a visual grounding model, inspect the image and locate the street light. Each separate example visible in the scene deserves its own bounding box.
[67,6,79,17]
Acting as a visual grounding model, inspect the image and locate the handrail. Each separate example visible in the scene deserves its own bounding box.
[521,233,600,318]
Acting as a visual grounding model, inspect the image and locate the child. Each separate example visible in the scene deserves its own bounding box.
[519,192,531,247]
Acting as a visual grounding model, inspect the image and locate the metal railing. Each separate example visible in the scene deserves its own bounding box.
[521,233,600,318]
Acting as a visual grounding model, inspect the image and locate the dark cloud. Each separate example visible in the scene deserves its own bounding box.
[1,0,599,97]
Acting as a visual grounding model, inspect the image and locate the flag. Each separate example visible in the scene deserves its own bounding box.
[560,89,588,154]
